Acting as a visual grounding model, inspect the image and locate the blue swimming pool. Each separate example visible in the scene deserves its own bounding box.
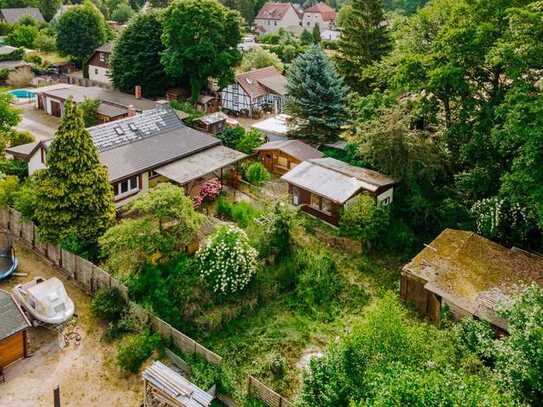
[9,89,36,99]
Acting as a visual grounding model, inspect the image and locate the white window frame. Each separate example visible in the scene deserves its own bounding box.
[114,175,139,199]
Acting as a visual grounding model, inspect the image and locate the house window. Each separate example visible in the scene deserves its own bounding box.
[94,68,98,75]
[321,198,333,215]
[274,21,277,26]
[277,156,288,169]
[113,175,139,199]
[310,193,321,210]
[382,196,392,205]
[99,53,105,62]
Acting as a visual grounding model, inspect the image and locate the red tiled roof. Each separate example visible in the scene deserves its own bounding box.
[236,66,287,99]
[304,2,336,21]
[255,2,294,20]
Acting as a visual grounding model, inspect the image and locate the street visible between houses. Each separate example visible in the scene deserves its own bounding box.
[0,243,141,407]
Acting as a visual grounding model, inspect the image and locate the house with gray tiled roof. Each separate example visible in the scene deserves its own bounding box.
[6,103,247,207]
[0,7,44,24]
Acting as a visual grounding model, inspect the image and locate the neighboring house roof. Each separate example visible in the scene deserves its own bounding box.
[5,140,41,159]
[88,106,222,182]
[251,114,290,136]
[0,45,18,55]
[235,66,287,99]
[403,229,543,331]
[255,139,322,161]
[281,157,395,203]
[0,60,29,70]
[154,145,247,185]
[0,7,44,24]
[199,111,228,126]
[144,361,214,407]
[255,2,295,20]
[0,289,30,341]
[36,86,156,112]
[304,2,337,21]
[95,42,113,53]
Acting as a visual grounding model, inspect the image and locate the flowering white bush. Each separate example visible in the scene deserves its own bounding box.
[196,225,258,294]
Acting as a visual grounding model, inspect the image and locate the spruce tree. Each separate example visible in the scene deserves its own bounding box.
[336,0,390,93]
[285,45,348,143]
[312,23,321,43]
[33,98,115,247]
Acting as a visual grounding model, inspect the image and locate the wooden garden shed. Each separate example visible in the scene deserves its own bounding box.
[255,139,322,175]
[401,229,543,331]
[0,289,30,369]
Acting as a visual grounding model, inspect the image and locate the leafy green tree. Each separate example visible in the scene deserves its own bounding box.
[33,98,115,247]
[6,24,38,48]
[110,11,172,98]
[99,183,203,276]
[111,2,134,23]
[161,0,242,101]
[56,2,108,67]
[0,92,21,135]
[38,0,62,21]
[239,47,284,73]
[234,128,263,154]
[340,194,390,252]
[78,97,100,127]
[244,161,270,186]
[34,30,56,51]
[336,0,390,93]
[285,45,347,143]
[217,126,244,149]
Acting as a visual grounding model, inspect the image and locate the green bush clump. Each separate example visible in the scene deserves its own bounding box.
[181,351,235,395]
[217,195,261,228]
[116,329,161,373]
[244,162,271,186]
[218,126,245,149]
[91,287,127,322]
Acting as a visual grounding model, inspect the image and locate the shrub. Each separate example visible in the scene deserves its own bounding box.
[34,32,56,52]
[193,178,222,208]
[170,100,202,124]
[0,22,12,36]
[7,24,39,48]
[23,53,42,65]
[13,179,36,220]
[116,329,161,373]
[0,68,8,81]
[217,196,260,228]
[111,3,135,23]
[218,126,244,149]
[0,47,24,62]
[196,225,258,295]
[91,287,127,322]
[244,162,271,186]
[0,159,28,179]
[0,175,19,207]
[78,97,100,127]
[269,203,293,257]
[9,130,34,147]
[235,128,264,154]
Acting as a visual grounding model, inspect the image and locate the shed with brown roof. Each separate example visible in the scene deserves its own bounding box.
[401,229,543,331]
[255,139,322,175]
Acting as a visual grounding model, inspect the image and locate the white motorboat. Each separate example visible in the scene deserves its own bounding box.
[12,277,75,326]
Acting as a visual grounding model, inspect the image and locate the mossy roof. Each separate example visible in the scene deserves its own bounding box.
[403,229,543,326]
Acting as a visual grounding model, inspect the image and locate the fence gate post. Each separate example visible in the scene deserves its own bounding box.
[53,386,61,407]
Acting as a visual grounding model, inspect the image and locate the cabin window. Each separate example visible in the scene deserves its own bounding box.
[99,53,105,62]
[94,68,98,75]
[277,156,288,169]
[321,198,333,215]
[114,175,139,198]
[382,197,391,205]
[310,194,321,210]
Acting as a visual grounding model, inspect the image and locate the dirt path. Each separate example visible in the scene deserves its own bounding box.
[0,243,141,407]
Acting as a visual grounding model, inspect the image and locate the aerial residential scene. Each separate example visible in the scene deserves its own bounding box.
[0,0,541,406]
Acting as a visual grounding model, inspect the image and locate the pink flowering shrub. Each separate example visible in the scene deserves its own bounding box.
[193,179,222,208]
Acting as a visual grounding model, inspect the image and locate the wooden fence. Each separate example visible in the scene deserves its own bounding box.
[1,207,295,406]
[0,207,221,365]
[248,376,293,407]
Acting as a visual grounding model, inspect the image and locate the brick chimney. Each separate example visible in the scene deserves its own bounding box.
[127,105,136,117]
[135,85,142,99]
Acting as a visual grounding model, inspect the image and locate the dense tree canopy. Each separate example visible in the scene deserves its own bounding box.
[110,11,173,97]
[33,99,115,247]
[161,0,242,100]
[56,1,108,66]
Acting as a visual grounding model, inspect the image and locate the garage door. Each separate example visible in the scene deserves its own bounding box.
[0,331,24,368]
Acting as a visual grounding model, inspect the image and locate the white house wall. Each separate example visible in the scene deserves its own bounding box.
[376,187,394,205]
[28,148,46,176]
[254,6,301,34]
[89,65,111,84]
[220,84,251,112]
[302,13,334,31]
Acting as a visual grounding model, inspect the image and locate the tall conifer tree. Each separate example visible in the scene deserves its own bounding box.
[285,45,348,143]
[34,98,115,247]
[336,0,390,93]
